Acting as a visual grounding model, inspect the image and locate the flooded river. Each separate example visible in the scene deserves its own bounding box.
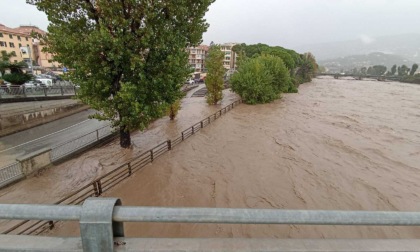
[5,77,420,238]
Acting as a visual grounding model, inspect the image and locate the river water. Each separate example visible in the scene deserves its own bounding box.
[6,77,420,238]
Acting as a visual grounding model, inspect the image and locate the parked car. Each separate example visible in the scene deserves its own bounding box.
[185,78,195,85]
[35,78,54,87]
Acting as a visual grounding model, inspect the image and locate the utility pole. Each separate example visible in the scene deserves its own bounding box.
[27,45,33,74]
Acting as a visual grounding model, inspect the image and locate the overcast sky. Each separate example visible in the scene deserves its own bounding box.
[2,0,420,49]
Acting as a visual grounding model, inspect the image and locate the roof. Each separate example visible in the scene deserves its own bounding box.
[0,24,46,37]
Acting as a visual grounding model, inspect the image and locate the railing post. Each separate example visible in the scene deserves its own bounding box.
[150,150,154,161]
[192,126,195,134]
[80,198,124,252]
[208,117,211,124]
[128,163,132,176]
[96,129,99,140]
[22,86,27,97]
[73,86,77,95]
[97,180,103,195]
[182,132,184,141]
[48,220,54,230]
[60,86,64,96]
[167,140,172,150]
[43,87,47,97]
[201,121,203,128]
[93,181,100,197]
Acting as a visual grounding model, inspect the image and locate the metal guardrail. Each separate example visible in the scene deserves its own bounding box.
[1,100,242,235]
[1,197,420,251]
[50,124,113,161]
[0,162,24,188]
[0,84,77,99]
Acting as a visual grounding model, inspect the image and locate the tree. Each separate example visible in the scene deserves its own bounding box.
[410,63,418,76]
[391,64,397,75]
[167,99,181,120]
[360,67,367,75]
[0,50,31,84]
[398,65,410,76]
[29,0,214,148]
[205,45,225,105]
[370,65,387,76]
[231,55,290,104]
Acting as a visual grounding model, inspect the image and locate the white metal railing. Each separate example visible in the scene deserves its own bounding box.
[0,162,24,188]
[0,83,77,99]
[1,197,420,251]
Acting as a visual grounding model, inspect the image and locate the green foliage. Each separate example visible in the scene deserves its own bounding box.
[205,45,225,105]
[0,50,29,84]
[28,0,214,148]
[391,64,397,75]
[167,99,182,120]
[2,73,32,85]
[398,65,410,76]
[367,65,387,76]
[232,43,315,87]
[410,64,418,76]
[231,55,291,104]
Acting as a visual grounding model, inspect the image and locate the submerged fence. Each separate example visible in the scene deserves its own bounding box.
[1,99,242,235]
[1,197,420,251]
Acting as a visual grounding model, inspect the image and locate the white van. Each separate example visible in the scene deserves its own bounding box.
[36,78,53,87]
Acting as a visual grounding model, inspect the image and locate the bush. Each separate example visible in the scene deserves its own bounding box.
[230,55,292,104]
[2,73,32,85]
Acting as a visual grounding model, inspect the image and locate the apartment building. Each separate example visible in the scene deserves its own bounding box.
[220,43,238,70]
[0,24,56,69]
[187,45,209,73]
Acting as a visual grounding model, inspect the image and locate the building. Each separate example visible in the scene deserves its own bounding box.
[220,43,238,70]
[187,45,209,73]
[0,24,57,70]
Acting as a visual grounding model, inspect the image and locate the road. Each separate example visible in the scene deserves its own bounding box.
[0,109,108,166]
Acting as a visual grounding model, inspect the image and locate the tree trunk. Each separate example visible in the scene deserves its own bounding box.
[169,105,175,120]
[119,125,131,148]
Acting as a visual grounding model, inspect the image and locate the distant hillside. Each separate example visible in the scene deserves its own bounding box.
[319,52,415,73]
[295,34,420,63]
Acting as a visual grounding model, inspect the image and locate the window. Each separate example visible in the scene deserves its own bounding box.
[14,60,17,63]
[0,33,3,37]
[25,37,28,41]
[17,36,21,41]
[9,34,13,39]
[19,43,22,48]
[9,42,15,48]
[0,41,6,47]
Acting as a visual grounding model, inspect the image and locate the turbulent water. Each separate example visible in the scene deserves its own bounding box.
[4,78,420,238]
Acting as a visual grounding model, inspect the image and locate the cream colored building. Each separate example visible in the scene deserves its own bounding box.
[0,24,57,70]
[220,43,238,70]
[187,45,209,73]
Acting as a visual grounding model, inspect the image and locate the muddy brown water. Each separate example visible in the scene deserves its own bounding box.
[5,78,420,238]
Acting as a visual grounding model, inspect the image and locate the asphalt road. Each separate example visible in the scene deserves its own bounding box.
[0,109,109,166]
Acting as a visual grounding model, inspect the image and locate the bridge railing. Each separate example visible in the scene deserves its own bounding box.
[1,197,420,251]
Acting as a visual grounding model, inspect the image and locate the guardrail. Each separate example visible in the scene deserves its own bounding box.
[0,84,77,99]
[0,162,24,188]
[1,99,241,235]
[1,197,420,251]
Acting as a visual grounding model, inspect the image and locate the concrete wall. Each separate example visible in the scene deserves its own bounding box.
[0,103,89,137]
[16,148,52,176]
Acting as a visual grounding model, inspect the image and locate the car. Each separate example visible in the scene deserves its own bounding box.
[185,78,195,85]
[35,78,54,87]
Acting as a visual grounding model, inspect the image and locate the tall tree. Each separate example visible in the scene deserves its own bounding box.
[410,63,418,76]
[398,65,410,76]
[205,45,225,105]
[28,0,214,148]
[391,64,397,75]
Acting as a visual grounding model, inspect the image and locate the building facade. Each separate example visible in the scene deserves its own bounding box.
[187,45,209,73]
[0,24,57,70]
[220,43,238,70]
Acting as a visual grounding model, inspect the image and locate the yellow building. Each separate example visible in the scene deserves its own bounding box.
[0,24,57,70]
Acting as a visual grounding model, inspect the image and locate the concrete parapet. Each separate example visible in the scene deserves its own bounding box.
[0,102,89,137]
[16,148,52,176]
